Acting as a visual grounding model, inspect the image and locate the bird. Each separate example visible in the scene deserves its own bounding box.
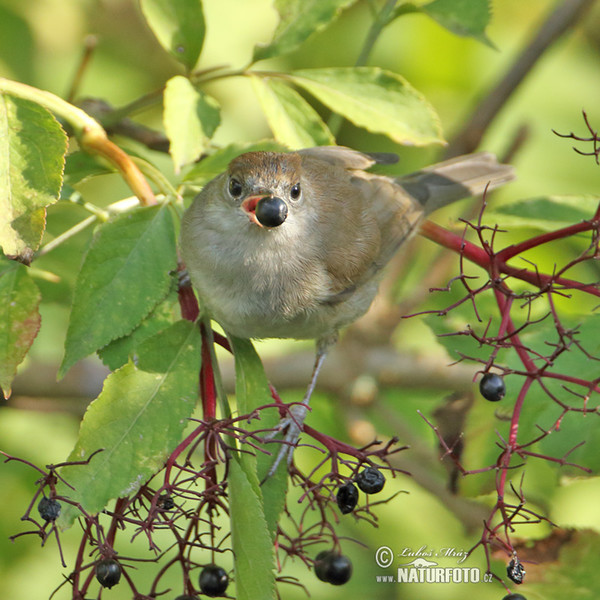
[180,146,514,474]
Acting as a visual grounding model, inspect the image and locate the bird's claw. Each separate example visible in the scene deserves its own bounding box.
[263,403,308,479]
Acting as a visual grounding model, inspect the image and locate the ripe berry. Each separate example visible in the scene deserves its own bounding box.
[336,482,359,514]
[174,596,199,600]
[95,558,122,588]
[502,595,527,600]
[38,497,61,522]
[157,493,175,510]
[479,373,506,402]
[355,467,385,494]
[199,564,229,597]
[255,196,288,227]
[314,550,352,585]
[506,556,526,584]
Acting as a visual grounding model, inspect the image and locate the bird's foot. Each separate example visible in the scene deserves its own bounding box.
[262,402,308,480]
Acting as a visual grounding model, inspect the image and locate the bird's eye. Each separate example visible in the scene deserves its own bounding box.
[290,183,301,200]
[228,178,243,198]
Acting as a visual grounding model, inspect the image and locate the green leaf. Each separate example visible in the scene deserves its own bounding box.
[229,456,276,600]
[422,0,494,47]
[58,320,201,525]
[229,336,288,538]
[98,292,177,370]
[508,314,600,473]
[291,67,445,146]
[525,530,600,597]
[0,260,41,399]
[164,76,221,172]
[489,196,599,232]
[253,0,358,62]
[60,204,176,377]
[250,76,334,149]
[63,150,115,185]
[0,94,67,258]
[183,140,288,186]
[140,0,205,70]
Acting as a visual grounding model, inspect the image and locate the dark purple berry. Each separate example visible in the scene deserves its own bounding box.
[355,467,385,494]
[157,493,175,510]
[314,550,352,585]
[502,595,527,600]
[199,564,228,597]
[38,497,61,522]
[480,373,506,402]
[255,196,288,227]
[336,482,359,514]
[174,596,199,600]
[506,556,526,584]
[95,558,122,588]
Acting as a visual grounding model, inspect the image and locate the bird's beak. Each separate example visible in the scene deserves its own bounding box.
[241,194,270,227]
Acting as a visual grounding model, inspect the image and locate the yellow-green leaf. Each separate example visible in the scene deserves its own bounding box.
[0,259,41,398]
[229,456,276,600]
[291,67,445,146]
[253,0,358,62]
[140,0,205,70]
[422,0,494,48]
[164,76,220,172]
[251,76,334,149]
[58,320,201,526]
[0,94,67,258]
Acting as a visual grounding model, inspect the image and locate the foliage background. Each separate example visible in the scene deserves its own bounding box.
[1,0,600,598]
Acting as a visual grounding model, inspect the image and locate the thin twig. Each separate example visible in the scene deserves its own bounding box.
[446,0,596,157]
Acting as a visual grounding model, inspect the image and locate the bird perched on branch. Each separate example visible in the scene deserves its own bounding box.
[180,146,514,474]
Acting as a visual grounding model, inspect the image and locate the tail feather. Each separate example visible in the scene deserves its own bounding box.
[398,152,515,215]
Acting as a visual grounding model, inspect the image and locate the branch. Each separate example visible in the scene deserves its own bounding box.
[446,0,596,157]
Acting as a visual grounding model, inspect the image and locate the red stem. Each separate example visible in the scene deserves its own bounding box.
[497,219,598,261]
[421,220,600,296]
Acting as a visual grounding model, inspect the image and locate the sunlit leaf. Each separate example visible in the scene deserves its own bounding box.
[251,76,334,148]
[422,0,494,47]
[58,320,201,525]
[253,0,358,62]
[291,67,444,145]
[164,75,220,172]
[0,94,67,258]
[140,0,205,70]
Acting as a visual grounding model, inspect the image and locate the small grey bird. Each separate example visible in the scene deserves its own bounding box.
[180,146,514,473]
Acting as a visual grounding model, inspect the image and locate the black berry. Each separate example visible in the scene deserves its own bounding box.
[479,373,506,402]
[255,196,288,227]
[157,493,175,510]
[38,497,61,522]
[199,564,229,597]
[174,596,199,600]
[95,558,122,588]
[355,467,385,494]
[314,550,352,585]
[506,556,526,584]
[502,595,527,600]
[336,482,359,514]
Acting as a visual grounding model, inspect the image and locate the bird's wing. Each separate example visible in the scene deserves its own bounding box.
[297,146,398,170]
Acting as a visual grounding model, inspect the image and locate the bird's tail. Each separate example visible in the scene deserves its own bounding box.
[397,152,515,215]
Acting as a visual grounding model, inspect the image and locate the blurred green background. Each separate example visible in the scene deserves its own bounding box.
[2,0,600,599]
